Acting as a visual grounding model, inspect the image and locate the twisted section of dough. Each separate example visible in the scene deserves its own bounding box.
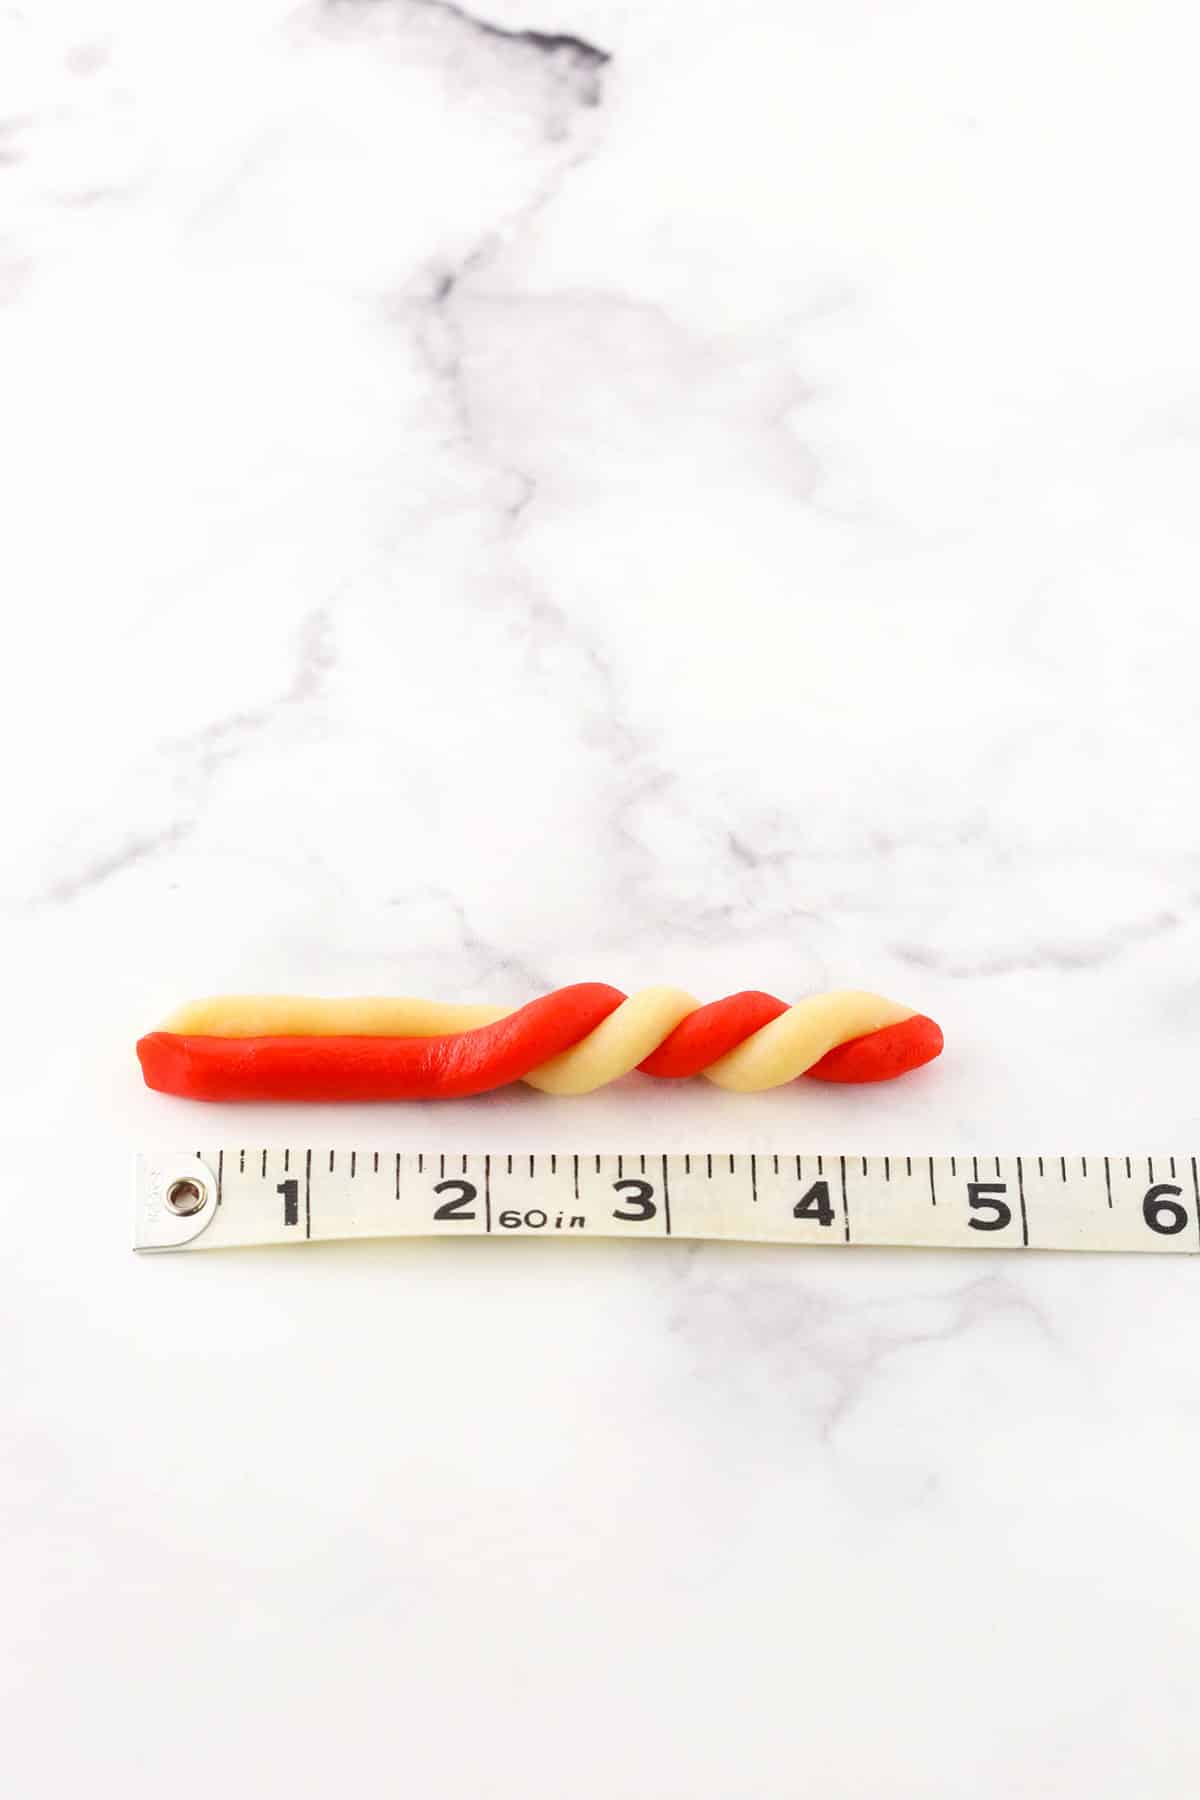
[138,985,943,1101]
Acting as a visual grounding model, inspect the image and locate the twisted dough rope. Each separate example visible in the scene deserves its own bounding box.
[137,985,943,1101]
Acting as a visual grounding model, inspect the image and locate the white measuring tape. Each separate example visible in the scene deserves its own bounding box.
[135,1150,1200,1254]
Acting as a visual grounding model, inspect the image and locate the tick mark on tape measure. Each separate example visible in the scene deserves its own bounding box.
[750,1154,758,1204]
[706,1154,713,1181]
[395,1154,401,1201]
[1104,1156,1113,1208]
[239,1149,245,1174]
[573,1155,580,1203]
[884,1157,890,1182]
[1060,1156,1067,1183]
[484,1153,492,1233]
[661,1152,672,1236]
[839,1155,850,1242]
[284,1148,290,1173]
[261,1150,267,1179]
[350,1152,356,1179]
[1016,1156,1029,1246]
[928,1157,937,1208]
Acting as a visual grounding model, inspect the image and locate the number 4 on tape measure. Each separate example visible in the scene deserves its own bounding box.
[134,1151,1200,1255]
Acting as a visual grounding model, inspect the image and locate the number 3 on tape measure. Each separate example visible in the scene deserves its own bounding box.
[612,1178,657,1222]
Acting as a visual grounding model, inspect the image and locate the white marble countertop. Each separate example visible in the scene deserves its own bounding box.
[5,2,1200,1793]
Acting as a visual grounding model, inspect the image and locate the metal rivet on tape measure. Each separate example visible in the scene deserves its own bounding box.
[166,1176,208,1216]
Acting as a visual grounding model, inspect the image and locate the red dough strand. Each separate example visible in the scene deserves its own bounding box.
[638,991,790,1077]
[803,1014,944,1084]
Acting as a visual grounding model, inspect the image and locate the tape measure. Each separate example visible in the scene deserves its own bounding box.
[135,1149,1200,1254]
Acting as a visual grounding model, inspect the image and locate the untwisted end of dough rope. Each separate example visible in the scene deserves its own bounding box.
[137,985,943,1101]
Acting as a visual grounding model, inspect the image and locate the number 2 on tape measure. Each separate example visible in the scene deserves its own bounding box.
[433,1179,478,1221]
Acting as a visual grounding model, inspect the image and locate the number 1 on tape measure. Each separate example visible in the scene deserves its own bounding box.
[134,1151,1200,1255]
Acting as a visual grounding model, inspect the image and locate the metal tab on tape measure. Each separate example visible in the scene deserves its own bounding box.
[134,1151,1200,1254]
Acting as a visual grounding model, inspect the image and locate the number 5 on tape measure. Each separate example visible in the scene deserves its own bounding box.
[134,1151,1200,1255]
